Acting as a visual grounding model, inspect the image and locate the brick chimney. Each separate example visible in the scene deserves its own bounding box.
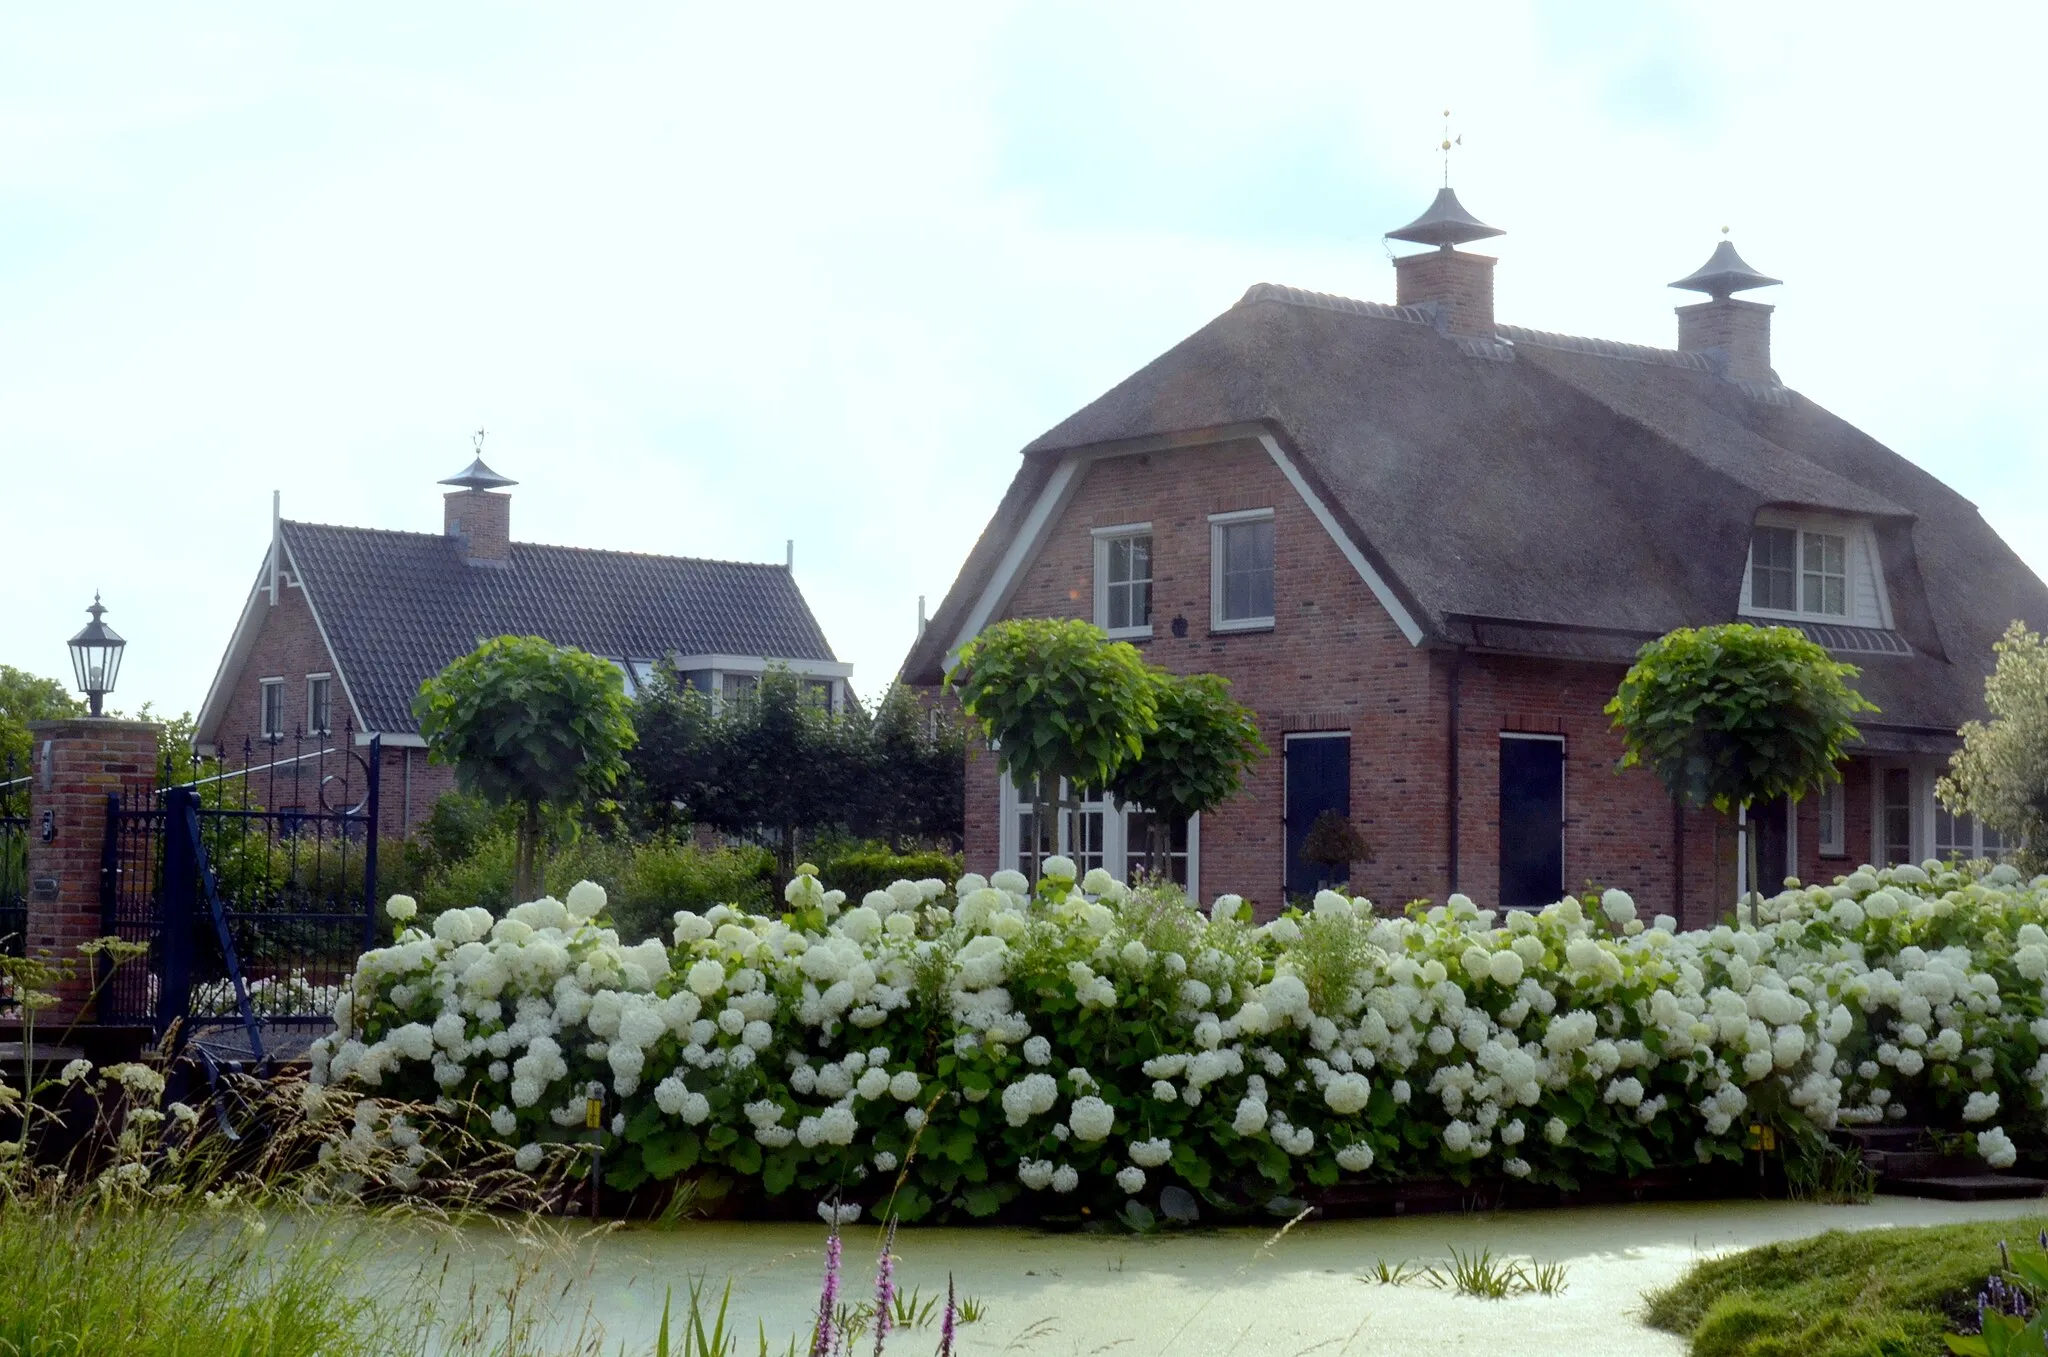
[1671,236,1781,384]
[438,450,517,565]
[1386,187,1504,338]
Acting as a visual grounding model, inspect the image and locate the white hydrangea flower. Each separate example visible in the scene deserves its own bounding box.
[1050,1163,1079,1193]
[1116,1166,1146,1195]
[1068,1095,1114,1141]
[1964,1090,2001,1122]
[385,895,418,922]
[1979,1125,2018,1169]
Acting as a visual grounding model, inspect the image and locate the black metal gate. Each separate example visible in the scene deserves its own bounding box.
[100,728,381,1059]
[2,759,29,1012]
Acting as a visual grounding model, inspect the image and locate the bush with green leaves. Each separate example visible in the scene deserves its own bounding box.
[319,851,2048,1225]
[813,848,962,900]
[1942,620,2048,876]
[414,636,637,900]
[1608,623,1875,908]
[950,617,1159,870]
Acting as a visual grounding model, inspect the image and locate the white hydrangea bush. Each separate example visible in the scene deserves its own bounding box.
[312,858,2048,1221]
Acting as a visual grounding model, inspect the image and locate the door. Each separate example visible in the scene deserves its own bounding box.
[1499,734,1564,910]
[1284,733,1351,900]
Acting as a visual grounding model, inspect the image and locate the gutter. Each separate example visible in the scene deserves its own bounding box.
[1447,644,1463,893]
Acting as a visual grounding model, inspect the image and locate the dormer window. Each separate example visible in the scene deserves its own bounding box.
[1741,513,1889,628]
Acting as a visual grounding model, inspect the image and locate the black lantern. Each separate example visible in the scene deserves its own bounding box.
[67,593,126,717]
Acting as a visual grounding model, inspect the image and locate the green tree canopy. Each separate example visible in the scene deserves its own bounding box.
[1107,670,1264,873]
[0,666,86,775]
[948,618,1158,871]
[1939,620,2048,874]
[1607,623,1875,913]
[414,636,636,900]
[849,682,967,850]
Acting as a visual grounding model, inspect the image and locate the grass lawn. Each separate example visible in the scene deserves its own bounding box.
[1644,1214,2048,1357]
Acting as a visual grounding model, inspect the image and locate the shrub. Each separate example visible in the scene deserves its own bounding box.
[319,858,2048,1225]
[609,840,775,944]
[814,848,962,900]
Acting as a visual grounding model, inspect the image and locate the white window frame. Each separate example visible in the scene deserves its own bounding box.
[1209,508,1276,632]
[1091,522,1154,639]
[1934,802,2010,864]
[1739,512,1891,628]
[305,672,333,736]
[259,677,286,742]
[1816,775,1846,857]
[997,774,1199,898]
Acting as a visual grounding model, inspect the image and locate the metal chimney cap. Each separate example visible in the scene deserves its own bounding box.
[1385,187,1506,249]
[1670,239,1782,298]
[438,456,518,491]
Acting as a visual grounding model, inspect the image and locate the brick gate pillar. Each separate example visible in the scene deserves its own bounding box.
[23,719,160,1024]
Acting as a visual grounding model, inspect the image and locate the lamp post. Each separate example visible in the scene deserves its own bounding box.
[67,592,126,717]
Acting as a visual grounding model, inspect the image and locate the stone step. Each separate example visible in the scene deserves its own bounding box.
[1838,1126,1927,1153]
[1865,1149,1987,1178]
[1881,1175,2048,1202]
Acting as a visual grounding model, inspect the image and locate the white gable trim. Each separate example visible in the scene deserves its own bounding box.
[1257,432,1426,646]
[194,536,368,752]
[947,451,1088,668]
[946,428,1428,666]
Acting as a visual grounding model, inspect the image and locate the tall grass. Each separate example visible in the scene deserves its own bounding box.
[0,1199,405,1356]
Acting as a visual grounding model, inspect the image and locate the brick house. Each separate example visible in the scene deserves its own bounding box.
[194,455,850,836]
[901,188,2048,925]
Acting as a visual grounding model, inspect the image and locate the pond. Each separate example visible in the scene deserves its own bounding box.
[359,1194,2048,1355]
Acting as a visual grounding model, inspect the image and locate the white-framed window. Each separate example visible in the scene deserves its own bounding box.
[1210,508,1275,631]
[1741,513,1889,626]
[1749,524,1848,616]
[306,673,333,736]
[1816,776,1846,857]
[720,673,759,704]
[259,678,286,742]
[1092,524,1153,638]
[1935,805,2009,863]
[999,774,1198,896]
[1877,765,1915,867]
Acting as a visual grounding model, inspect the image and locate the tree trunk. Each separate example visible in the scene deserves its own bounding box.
[1741,799,1762,928]
[515,799,541,904]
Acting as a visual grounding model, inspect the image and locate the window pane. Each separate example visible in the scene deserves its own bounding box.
[1219,519,1275,622]
[1880,768,1913,866]
[1750,527,1797,610]
[1101,535,1152,630]
[1800,531,1848,616]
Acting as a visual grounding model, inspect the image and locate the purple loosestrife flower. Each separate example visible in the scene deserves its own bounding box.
[812,1221,843,1357]
[938,1273,957,1357]
[872,1218,898,1355]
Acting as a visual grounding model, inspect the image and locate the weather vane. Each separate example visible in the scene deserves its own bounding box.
[473,427,487,452]
[1440,108,1462,187]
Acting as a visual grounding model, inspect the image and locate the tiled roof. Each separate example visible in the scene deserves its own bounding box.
[281,522,838,734]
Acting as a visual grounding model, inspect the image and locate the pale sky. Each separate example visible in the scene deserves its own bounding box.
[3,4,2044,718]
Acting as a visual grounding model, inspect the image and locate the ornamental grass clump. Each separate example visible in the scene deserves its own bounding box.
[315,854,2048,1221]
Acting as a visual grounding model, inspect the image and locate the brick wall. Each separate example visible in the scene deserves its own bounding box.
[24,718,160,1020]
[444,489,511,563]
[208,579,445,839]
[1393,249,1496,337]
[1676,297,1774,383]
[960,436,1862,925]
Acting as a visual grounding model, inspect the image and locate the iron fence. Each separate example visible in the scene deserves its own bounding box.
[1,758,26,959]
[99,725,380,1058]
